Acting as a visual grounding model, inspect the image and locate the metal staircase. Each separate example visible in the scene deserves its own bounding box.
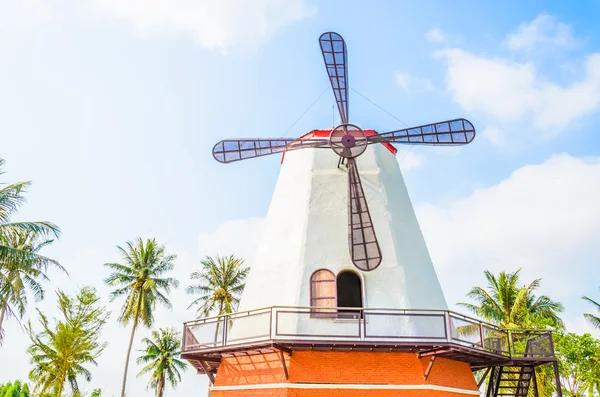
[484,338,540,397]
[486,366,536,397]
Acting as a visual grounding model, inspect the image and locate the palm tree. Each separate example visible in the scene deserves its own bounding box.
[582,290,600,329]
[137,328,187,397]
[0,158,61,341]
[459,269,563,329]
[26,287,108,396]
[0,230,65,342]
[186,255,249,319]
[460,270,564,397]
[104,238,179,397]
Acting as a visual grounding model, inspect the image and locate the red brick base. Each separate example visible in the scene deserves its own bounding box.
[210,351,478,396]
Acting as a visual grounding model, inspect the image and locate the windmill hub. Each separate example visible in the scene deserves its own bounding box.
[329,123,367,159]
[341,134,355,148]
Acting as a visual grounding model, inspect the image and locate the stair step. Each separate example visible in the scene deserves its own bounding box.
[490,365,534,397]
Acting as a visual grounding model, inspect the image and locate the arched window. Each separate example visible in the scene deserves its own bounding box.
[310,269,336,317]
[337,271,363,319]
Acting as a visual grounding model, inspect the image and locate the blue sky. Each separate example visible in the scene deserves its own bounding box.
[1,1,600,396]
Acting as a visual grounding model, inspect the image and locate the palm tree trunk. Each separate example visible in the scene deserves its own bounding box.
[156,374,165,397]
[0,303,7,338]
[56,382,64,397]
[121,317,138,397]
[56,363,67,397]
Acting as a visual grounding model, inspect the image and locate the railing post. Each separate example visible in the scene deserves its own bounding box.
[359,311,367,340]
[479,322,485,349]
[358,310,362,339]
[445,311,452,342]
[269,307,273,340]
[548,330,556,356]
[222,314,227,347]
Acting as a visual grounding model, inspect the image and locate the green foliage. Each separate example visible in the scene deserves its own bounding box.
[90,389,102,397]
[0,380,32,396]
[0,158,62,342]
[460,269,566,396]
[458,269,563,329]
[554,332,600,397]
[582,290,600,330]
[26,287,109,396]
[186,255,249,318]
[104,238,178,397]
[104,238,178,328]
[137,328,187,397]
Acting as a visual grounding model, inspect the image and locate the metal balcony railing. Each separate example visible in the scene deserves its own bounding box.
[182,306,555,360]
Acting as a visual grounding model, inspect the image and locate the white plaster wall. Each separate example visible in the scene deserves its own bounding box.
[232,144,448,339]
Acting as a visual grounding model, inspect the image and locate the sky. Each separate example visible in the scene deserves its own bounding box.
[1,0,600,396]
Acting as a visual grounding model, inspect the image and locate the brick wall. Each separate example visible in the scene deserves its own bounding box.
[211,351,478,396]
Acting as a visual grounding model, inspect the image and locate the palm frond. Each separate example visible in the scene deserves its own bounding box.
[584,313,600,329]
[0,226,61,341]
[0,221,60,239]
[136,327,187,392]
[105,238,178,327]
[459,269,562,329]
[583,293,600,330]
[187,255,249,318]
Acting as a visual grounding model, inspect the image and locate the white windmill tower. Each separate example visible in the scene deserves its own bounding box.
[181,32,560,397]
[212,32,475,326]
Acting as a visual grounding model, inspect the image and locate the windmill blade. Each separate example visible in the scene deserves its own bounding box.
[213,138,330,163]
[347,158,382,271]
[367,118,476,146]
[319,32,349,124]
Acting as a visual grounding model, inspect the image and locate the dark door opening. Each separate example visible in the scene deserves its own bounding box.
[336,271,363,319]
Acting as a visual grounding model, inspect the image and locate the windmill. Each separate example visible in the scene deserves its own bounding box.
[212,32,476,272]
[183,33,562,397]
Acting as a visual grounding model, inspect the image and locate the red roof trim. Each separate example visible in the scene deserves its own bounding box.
[281,129,397,163]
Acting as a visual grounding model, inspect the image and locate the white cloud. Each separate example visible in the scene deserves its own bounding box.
[394,71,434,93]
[397,148,426,171]
[426,28,446,43]
[417,154,600,323]
[434,15,600,147]
[506,14,576,52]
[437,49,600,135]
[198,217,265,264]
[92,0,316,53]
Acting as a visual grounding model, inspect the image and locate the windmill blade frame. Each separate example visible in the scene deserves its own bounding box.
[347,157,382,272]
[367,118,476,146]
[213,138,331,164]
[319,32,349,124]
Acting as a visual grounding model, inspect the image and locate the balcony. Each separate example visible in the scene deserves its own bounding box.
[181,306,556,375]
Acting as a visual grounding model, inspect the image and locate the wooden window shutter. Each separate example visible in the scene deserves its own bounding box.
[310,269,336,317]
